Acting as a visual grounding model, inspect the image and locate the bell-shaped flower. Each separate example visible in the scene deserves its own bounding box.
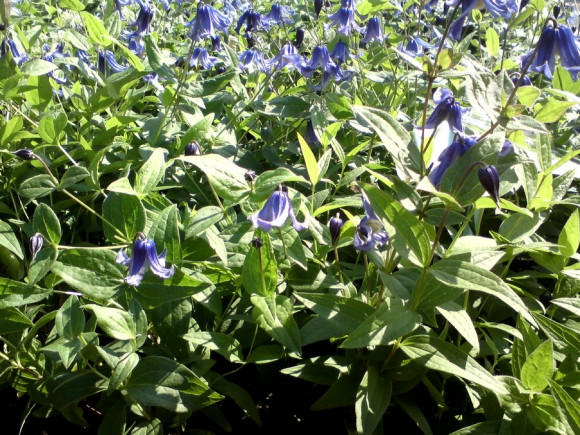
[354,195,389,251]
[239,48,268,72]
[424,88,465,133]
[510,73,532,86]
[361,17,385,44]
[295,28,305,47]
[478,165,500,205]
[41,44,69,84]
[116,234,175,287]
[429,135,477,188]
[397,36,433,58]
[326,0,363,36]
[77,49,92,67]
[265,41,303,71]
[330,41,350,64]
[298,45,336,78]
[98,50,128,75]
[449,0,518,40]
[248,185,308,232]
[262,3,294,27]
[519,24,580,80]
[1,39,29,65]
[187,2,231,41]
[310,63,354,91]
[236,9,262,33]
[130,3,154,35]
[189,47,219,69]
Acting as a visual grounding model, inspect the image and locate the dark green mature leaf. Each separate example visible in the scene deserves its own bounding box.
[401,335,509,394]
[0,277,50,308]
[352,105,420,178]
[0,307,34,333]
[251,294,301,355]
[19,174,56,199]
[429,259,536,326]
[84,304,136,340]
[33,203,61,245]
[59,166,90,190]
[361,184,432,267]
[0,219,24,260]
[42,370,108,410]
[125,356,222,413]
[179,154,250,203]
[243,234,277,296]
[520,340,553,392]
[533,313,580,355]
[355,366,392,435]
[135,270,214,309]
[28,246,57,285]
[210,377,261,425]
[341,299,421,348]
[256,96,310,118]
[56,295,85,340]
[294,292,374,334]
[189,69,237,97]
[149,204,180,263]
[108,353,139,395]
[52,249,125,300]
[185,206,223,238]
[549,381,580,434]
[512,315,542,379]
[102,193,146,243]
[135,148,166,197]
[182,331,243,363]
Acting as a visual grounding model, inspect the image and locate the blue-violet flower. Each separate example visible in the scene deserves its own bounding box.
[248,185,308,232]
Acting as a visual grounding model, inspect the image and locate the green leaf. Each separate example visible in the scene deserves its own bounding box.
[21,59,58,76]
[242,233,277,296]
[297,132,319,185]
[0,307,34,334]
[400,335,508,394]
[182,114,214,146]
[125,356,222,413]
[250,167,308,202]
[529,393,572,434]
[148,204,180,263]
[436,301,480,352]
[559,209,579,258]
[535,99,577,123]
[186,206,223,238]
[135,148,166,197]
[355,366,392,435]
[28,246,57,285]
[43,370,107,410]
[251,294,301,355]
[108,352,139,394]
[352,105,420,178]
[56,295,85,340]
[552,298,580,317]
[135,270,214,309]
[498,212,544,243]
[0,219,24,260]
[182,331,243,363]
[33,203,61,245]
[256,96,310,118]
[520,340,553,392]
[512,315,541,379]
[0,277,50,308]
[179,154,250,203]
[517,86,541,107]
[294,292,374,334]
[59,166,90,190]
[429,259,536,326]
[210,377,261,425]
[485,27,499,57]
[340,299,421,348]
[80,11,112,47]
[549,381,580,434]
[102,193,146,243]
[18,174,56,199]
[51,249,124,300]
[60,0,85,10]
[361,184,432,267]
[84,304,136,340]
[533,313,580,355]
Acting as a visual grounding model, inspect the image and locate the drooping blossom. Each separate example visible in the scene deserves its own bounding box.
[326,0,363,36]
[449,0,518,40]
[187,2,231,41]
[361,17,385,44]
[248,185,308,232]
[429,135,477,188]
[265,41,302,71]
[424,88,465,133]
[354,195,389,251]
[262,3,294,27]
[189,47,219,69]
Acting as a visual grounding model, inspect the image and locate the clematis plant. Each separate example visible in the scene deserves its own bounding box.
[248,185,308,232]
[187,2,231,41]
[429,135,477,188]
[424,88,465,133]
[449,0,518,40]
[116,233,175,287]
[326,0,363,36]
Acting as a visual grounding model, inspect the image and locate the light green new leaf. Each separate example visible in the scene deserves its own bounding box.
[521,340,553,392]
[549,381,580,434]
[33,203,61,245]
[533,313,580,355]
[401,335,508,394]
[558,209,579,258]
[297,132,319,185]
[135,148,166,196]
[80,11,112,47]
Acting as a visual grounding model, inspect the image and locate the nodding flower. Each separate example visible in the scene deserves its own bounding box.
[326,0,363,36]
[0,38,29,65]
[189,47,219,70]
[262,3,294,27]
[449,0,518,40]
[330,41,350,64]
[297,45,336,78]
[354,195,389,252]
[397,36,433,58]
[236,9,262,34]
[116,233,175,287]
[265,41,302,71]
[429,135,477,188]
[130,3,154,35]
[98,50,128,75]
[361,17,385,44]
[187,2,231,41]
[519,23,580,80]
[424,88,465,133]
[248,185,308,232]
[239,48,268,72]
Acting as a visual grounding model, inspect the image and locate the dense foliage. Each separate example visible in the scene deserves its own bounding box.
[0,0,579,433]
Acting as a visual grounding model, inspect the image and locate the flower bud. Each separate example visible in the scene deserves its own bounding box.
[13,149,35,160]
[245,170,257,182]
[184,141,201,156]
[478,165,500,206]
[314,0,323,18]
[553,5,561,19]
[295,28,304,47]
[251,237,263,249]
[328,213,344,245]
[30,233,43,260]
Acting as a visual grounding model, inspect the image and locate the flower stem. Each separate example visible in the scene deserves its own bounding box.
[333,245,343,284]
